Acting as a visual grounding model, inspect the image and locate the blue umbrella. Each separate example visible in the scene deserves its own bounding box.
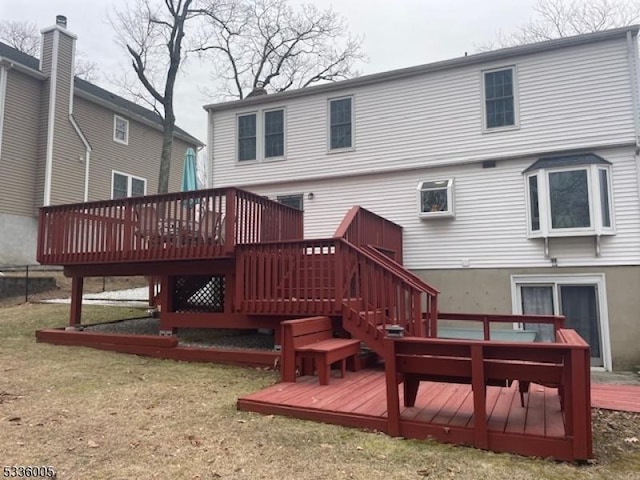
[181,148,198,192]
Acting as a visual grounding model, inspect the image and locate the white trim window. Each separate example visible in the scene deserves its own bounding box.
[112,171,146,199]
[511,274,611,370]
[328,96,353,150]
[237,108,286,162]
[113,115,129,145]
[482,66,518,131]
[417,179,454,219]
[524,153,614,237]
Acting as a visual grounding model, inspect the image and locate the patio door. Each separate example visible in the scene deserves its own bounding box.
[512,275,610,369]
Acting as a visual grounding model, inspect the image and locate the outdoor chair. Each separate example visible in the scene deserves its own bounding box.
[197,210,226,246]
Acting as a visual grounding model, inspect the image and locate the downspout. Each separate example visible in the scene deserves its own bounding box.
[627,32,640,207]
[66,37,92,202]
[69,115,91,201]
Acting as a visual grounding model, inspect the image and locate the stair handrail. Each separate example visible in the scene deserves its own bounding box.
[360,245,439,297]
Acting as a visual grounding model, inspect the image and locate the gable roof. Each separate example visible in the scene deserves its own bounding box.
[204,25,640,113]
[0,40,203,147]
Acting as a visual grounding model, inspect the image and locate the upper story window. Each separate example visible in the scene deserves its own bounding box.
[264,109,284,158]
[238,113,257,161]
[483,67,517,130]
[112,171,146,199]
[329,96,353,150]
[417,179,455,219]
[113,115,129,145]
[524,154,614,238]
[237,108,286,162]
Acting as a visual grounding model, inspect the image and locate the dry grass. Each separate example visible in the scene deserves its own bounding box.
[1,304,639,480]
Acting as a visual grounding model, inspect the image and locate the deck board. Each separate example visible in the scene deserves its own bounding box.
[239,369,573,459]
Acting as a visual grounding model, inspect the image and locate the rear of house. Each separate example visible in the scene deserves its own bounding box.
[0,16,201,266]
[206,27,640,371]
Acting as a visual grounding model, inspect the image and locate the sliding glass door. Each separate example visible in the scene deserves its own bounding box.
[513,275,608,368]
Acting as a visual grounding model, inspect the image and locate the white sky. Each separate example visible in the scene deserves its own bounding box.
[0,0,538,146]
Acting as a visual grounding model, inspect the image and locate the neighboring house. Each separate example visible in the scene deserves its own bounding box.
[206,26,640,371]
[0,16,203,265]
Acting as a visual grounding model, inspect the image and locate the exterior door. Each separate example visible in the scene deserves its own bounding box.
[513,276,608,368]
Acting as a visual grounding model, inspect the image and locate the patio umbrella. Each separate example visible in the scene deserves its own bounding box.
[181,148,198,192]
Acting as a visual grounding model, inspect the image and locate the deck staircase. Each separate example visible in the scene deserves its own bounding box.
[234,207,440,357]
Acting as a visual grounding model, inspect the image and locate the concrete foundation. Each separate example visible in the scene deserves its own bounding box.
[0,213,38,265]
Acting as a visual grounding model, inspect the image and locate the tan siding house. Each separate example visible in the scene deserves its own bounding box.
[0,16,202,265]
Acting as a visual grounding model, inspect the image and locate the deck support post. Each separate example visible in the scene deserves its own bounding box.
[384,338,401,437]
[224,189,236,255]
[471,345,488,450]
[69,276,84,327]
[158,276,175,335]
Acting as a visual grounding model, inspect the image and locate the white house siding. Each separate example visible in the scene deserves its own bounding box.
[226,146,640,270]
[210,37,636,188]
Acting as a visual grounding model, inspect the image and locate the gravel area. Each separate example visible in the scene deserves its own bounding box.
[83,317,275,351]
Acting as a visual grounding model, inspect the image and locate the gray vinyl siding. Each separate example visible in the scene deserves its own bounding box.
[210,37,636,187]
[73,96,193,200]
[227,146,640,270]
[49,33,85,206]
[0,69,42,217]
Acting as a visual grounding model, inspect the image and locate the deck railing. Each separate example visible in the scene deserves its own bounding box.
[235,238,438,339]
[37,187,304,265]
[334,206,404,263]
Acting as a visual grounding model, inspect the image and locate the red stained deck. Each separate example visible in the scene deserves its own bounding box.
[238,369,574,460]
[592,384,640,413]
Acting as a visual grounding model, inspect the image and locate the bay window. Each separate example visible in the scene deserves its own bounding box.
[524,154,614,237]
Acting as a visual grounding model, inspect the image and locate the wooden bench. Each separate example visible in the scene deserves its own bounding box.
[281,316,361,385]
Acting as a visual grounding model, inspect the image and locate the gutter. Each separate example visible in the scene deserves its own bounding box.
[0,57,47,80]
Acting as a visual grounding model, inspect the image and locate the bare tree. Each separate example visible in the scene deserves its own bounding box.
[196,0,365,99]
[0,19,100,82]
[112,0,197,194]
[0,20,40,56]
[478,0,640,51]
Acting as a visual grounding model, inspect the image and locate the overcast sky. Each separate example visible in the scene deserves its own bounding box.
[0,0,538,146]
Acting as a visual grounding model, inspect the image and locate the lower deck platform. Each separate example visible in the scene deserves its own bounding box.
[238,369,575,461]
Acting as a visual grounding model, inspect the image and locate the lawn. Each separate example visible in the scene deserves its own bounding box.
[1,303,639,479]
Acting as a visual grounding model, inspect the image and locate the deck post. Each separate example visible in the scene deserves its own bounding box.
[570,347,592,460]
[224,188,236,255]
[384,338,401,437]
[280,323,296,382]
[158,276,175,335]
[470,344,488,449]
[69,276,84,327]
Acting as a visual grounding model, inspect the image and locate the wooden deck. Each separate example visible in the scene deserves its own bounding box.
[592,384,640,413]
[238,369,577,461]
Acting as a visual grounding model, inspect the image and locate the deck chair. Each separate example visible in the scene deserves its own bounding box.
[134,205,176,247]
[198,210,226,245]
